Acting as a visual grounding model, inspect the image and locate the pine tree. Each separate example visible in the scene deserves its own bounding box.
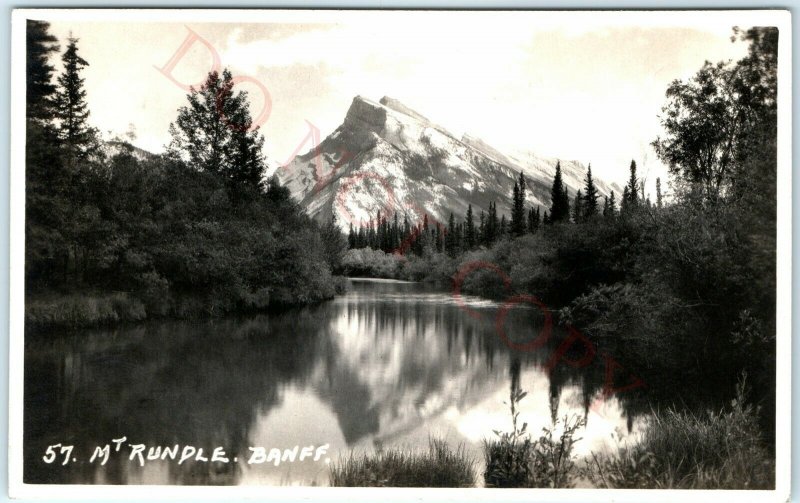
[168,69,266,190]
[485,202,499,245]
[542,210,550,225]
[549,161,570,223]
[573,189,584,223]
[55,36,98,167]
[27,20,59,123]
[602,196,610,217]
[465,204,476,249]
[527,206,540,234]
[478,211,486,246]
[626,159,639,208]
[348,223,356,249]
[583,164,599,218]
[511,172,527,236]
[446,212,457,257]
[499,214,507,237]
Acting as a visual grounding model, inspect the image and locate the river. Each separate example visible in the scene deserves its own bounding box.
[24,278,648,486]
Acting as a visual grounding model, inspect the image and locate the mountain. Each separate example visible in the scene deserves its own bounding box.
[278,96,623,229]
[104,140,158,162]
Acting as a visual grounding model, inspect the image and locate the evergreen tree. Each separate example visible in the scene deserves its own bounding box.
[446,212,457,257]
[573,189,584,223]
[320,214,347,269]
[465,204,476,249]
[542,210,550,225]
[527,206,541,234]
[625,160,639,208]
[499,214,507,237]
[348,223,356,249]
[478,211,486,245]
[27,20,59,123]
[583,164,599,218]
[55,36,98,167]
[549,161,570,223]
[266,174,291,204]
[485,202,499,245]
[168,69,266,190]
[608,190,617,215]
[602,196,610,217]
[511,172,527,236]
[392,213,399,250]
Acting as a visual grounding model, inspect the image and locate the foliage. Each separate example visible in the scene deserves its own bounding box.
[25,23,345,329]
[584,377,774,489]
[329,438,476,487]
[167,69,266,190]
[484,384,585,488]
[54,36,100,166]
[26,20,59,122]
[340,248,403,278]
[25,292,146,330]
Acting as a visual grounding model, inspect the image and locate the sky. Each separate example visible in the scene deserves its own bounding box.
[44,11,752,192]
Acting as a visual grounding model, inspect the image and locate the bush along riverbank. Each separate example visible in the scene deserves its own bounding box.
[25,275,350,331]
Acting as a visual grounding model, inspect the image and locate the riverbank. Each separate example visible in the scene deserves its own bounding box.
[25,276,349,331]
[329,382,774,489]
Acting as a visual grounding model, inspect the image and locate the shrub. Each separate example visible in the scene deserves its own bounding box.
[484,386,584,488]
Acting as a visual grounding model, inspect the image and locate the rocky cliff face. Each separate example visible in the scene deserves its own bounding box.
[278,96,622,229]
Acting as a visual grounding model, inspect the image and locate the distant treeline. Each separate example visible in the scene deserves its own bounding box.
[347,161,650,257]
[25,21,347,329]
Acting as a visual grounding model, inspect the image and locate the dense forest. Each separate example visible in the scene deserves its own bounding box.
[342,26,778,444]
[24,21,347,329]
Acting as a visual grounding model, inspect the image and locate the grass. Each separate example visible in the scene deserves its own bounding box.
[25,292,147,330]
[583,377,775,489]
[328,438,476,487]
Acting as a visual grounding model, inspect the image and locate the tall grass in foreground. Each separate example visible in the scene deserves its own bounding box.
[584,377,774,489]
[329,438,476,487]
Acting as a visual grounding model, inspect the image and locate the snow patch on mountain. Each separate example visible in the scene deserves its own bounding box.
[278,96,623,230]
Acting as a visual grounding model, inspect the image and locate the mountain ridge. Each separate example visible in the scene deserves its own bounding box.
[277,96,623,228]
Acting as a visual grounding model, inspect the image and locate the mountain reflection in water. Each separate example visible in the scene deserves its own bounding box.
[24,279,645,486]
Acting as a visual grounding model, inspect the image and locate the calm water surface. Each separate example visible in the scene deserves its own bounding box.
[25,279,649,486]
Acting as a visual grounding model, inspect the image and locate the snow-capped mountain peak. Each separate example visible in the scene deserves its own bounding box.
[278,96,622,229]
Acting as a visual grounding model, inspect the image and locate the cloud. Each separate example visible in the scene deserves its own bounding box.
[46,14,752,191]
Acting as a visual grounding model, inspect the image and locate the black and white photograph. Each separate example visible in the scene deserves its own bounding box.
[8,8,792,500]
